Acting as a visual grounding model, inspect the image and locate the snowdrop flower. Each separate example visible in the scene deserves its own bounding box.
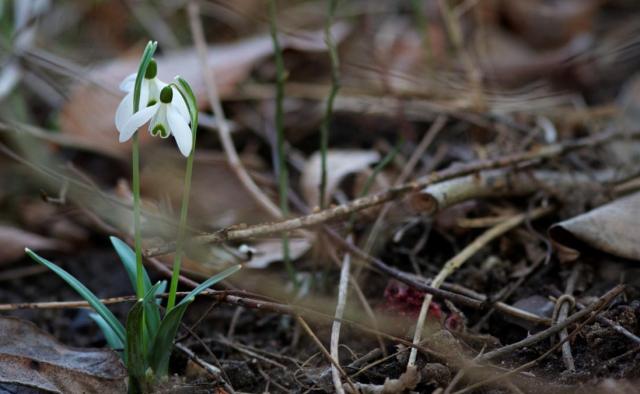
[115,60,164,140]
[115,60,192,156]
[147,85,192,157]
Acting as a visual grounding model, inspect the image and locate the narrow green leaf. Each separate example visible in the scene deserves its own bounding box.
[110,236,152,293]
[154,280,167,305]
[133,41,157,113]
[126,300,147,393]
[89,313,124,351]
[149,265,240,377]
[177,265,241,307]
[148,300,187,377]
[25,249,126,343]
[142,282,163,346]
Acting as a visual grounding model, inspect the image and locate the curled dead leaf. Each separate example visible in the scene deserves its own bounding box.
[549,191,640,262]
[0,317,126,393]
[301,150,380,208]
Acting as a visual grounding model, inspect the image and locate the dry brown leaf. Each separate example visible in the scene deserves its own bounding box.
[301,150,380,208]
[141,149,270,228]
[549,191,640,262]
[60,24,350,157]
[478,27,591,86]
[0,225,67,264]
[501,0,600,49]
[0,317,126,393]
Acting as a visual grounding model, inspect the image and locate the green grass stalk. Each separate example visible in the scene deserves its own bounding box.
[347,140,401,231]
[268,0,297,287]
[319,0,341,209]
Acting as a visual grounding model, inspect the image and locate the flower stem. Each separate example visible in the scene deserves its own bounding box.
[161,77,199,313]
[167,124,197,312]
[132,133,144,299]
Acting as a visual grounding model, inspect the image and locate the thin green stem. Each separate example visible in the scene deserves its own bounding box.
[347,139,401,232]
[268,0,297,288]
[167,79,199,312]
[319,0,340,209]
[166,146,196,312]
[132,134,144,299]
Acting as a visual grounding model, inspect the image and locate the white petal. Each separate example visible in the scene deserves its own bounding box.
[120,103,160,142]
[149,78,167,100]
[119,73,137,92]
[171,86,190,121]
[167,106,193,157]
[115,92,133,133]
[139,79,150,108]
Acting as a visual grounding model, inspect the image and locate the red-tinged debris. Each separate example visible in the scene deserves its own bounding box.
[382,279,443,320]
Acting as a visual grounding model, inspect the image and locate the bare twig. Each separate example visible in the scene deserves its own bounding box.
[360,115,447,267]
[296,316,358,393]
[479,285,625,362]
[455,285,624,393]
[330,236,352,394]
[412,169,613,214]
[407,205,554,367]
[554,263,581,371]
[146,128,630,256]
[186,1,282,219]
[327,227,551,326]
[549,288,640,346]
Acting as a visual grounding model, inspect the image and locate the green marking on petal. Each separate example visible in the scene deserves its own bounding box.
[160,126,170,138]
[151,124,164,137]
[147,99,157,107]
[144,59,158,79]
[159,86,173,104]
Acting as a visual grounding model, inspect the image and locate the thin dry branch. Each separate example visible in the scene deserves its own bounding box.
[186,1,282,219]
[454,285,624,394]
[412,169,614,214]
[407,205,554,367]
[330,236,352,394]
[146,128,631,256]
[326,228,551,326]
[479,284,625,362]
[296,316,357,393]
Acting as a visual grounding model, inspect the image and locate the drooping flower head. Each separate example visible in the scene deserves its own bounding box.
[114,59,193,157]
[148,85,192,157]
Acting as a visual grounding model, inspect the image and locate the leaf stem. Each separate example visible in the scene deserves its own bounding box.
[132,132,144,299]
[167,78,199,312]
[130,41,157,299]
[166,140,196,311]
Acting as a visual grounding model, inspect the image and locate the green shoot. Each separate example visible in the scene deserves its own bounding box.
[319,0,341,209]
[268,0,297,289]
